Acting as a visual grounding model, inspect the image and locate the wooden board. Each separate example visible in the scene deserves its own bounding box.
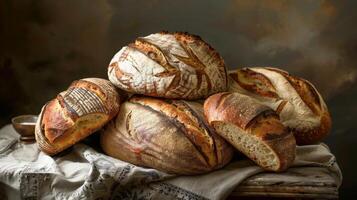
[230,167,338,199]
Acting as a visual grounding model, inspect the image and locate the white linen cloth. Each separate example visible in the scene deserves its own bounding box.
[0,124,342,200]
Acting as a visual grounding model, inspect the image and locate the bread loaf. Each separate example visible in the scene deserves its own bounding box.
[35,78,122,155]
[204,92,296,172]
[228,67,331,145]
[100,96,234,175]
[108,31,227,99]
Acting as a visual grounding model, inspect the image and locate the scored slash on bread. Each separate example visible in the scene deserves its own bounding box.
[34,30,327,176]
[100,96,234,175]
[204,92,296,172]
[108,31,227,99]
[35,78,122,155]
[228,67,331,145]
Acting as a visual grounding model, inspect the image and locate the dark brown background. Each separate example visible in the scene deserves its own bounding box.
[1,0,356,198]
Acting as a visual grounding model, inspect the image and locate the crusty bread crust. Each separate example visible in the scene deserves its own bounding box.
[204,92,296,171]
[229,67,331,145]
[108,31,227,99]
[203,92,273,129]
[100,96,234,175]
[35,78,122,155]
[290,111,331,145]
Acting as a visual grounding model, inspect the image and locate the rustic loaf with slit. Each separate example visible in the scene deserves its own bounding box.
[204,92,296,172]
[100,96,234,175]
[35,78,122,155]
[108,31,227,99]
[228,67,331,145]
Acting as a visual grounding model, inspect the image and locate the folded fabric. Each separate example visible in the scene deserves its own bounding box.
[0,124,342,200]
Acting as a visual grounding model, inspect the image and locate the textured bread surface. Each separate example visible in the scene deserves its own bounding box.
[35,78,121,155]
[108,31,227,99]
[100,96,234,175]
[229,67,331,145]
[204,92,296,171]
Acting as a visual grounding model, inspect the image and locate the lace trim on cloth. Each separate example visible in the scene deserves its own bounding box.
[19,172,207,200]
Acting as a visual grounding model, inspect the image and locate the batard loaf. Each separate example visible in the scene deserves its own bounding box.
[204,92,296,172]
[228,67,331,145]
[35,78,122,155]
[100,96,234,175]
[108,31,227,99]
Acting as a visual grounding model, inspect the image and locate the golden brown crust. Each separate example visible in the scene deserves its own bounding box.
[276,100,288,114]
[35,78,122,155]
[36,104,67,155]
[249,113,286,140]
[290,111,332,145]
[129,96,231,167]
[229,67,332,145]
[230,68,278,98]
[42,99,74,143]
[173,31,227,91]
[249,114,296,171]
[204,92,296,171]
[268,69,322,115]
[172,32,227,80]
[108,31,227,99]
[76,78,122,117]
[132,38,170,68]
[100,96,234,175]
[264,132,296,171]
[36,104,109,155]
[204,92,273,130]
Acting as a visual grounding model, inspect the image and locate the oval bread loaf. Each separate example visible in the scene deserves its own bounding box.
[204,92,296,172]
[100,96,234,175]
[228,67,331,145]
[108,31,227,99]
[35,78,122,155]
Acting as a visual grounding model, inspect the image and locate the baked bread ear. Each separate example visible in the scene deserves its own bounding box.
[228,67,331,145]
[108,31,227,99]
[35,78,122,155]
[204,92,296,172]
[100,96,234,175]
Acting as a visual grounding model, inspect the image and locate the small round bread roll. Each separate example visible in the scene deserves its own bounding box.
[108,31,227,100]
[100,96,234,175]
[228,67,331,145]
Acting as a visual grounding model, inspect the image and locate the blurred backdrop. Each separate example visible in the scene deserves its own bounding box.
[1,0,356,198]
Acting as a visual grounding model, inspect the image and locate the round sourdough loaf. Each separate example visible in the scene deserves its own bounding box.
[100,96,234,175]
[108,32,227,99]
[204,92,296,172]
[228,67,331,145]
[35,78,122,155]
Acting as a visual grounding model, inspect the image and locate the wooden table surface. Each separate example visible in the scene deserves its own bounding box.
[229,167,338,199]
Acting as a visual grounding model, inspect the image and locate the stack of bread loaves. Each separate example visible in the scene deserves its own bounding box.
[35,32,331,175]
